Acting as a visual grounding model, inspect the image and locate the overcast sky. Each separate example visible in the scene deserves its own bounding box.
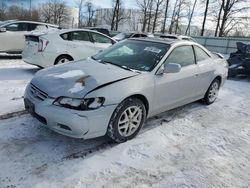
[2,0,137,9]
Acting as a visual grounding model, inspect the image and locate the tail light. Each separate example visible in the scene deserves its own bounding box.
[38,38,49,52]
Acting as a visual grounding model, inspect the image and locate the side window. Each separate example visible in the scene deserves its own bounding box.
[91,32,112,44]
[5,23,28,31]
[5,23,18,31]
[141,34,147,37]
[132,34,140,38]
[60,33,70,40]
[194,46,211,62]
[71,31,90,42]
[28,23,39,31]
[164,45,195,67]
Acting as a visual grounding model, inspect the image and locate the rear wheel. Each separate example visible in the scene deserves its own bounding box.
[203,79,220,105]
[55,55,73,65]
[107,98,146,143]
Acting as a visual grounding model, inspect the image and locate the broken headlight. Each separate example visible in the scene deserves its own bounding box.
[53,97,105,111]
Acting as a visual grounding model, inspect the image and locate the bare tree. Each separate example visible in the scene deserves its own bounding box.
[0,2,7,20]
[169,0,179,34]
[152,0,164,33]
[214,1,223,36]
[136,0,151,32]
[215,0,249,37]
[162,0,170,33]
[147,0,154,32]
[84,1,95,27]
[110,0,126,31]
[185,0,197,35]
[200,0,210,36]
[75,0,84,27]
[41,0,69,26]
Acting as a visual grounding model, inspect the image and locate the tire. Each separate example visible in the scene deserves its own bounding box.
[55,55,73,65]
[107,98,146,143]
[203,79,220,105]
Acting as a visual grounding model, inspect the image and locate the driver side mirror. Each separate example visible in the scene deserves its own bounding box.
[0,27,6,32]
[157,63,181,75]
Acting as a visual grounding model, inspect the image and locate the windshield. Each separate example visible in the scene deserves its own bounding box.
[93,39,170,72]
[113,33,132,40]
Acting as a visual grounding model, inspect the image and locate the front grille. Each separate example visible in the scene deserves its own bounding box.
[29,84,48,101]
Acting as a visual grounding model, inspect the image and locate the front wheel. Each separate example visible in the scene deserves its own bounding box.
[203,79,220,105]
[107,98,146,143]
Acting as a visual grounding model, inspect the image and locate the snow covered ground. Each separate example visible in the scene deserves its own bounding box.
[0,58,39,115]
[0,58,250,188]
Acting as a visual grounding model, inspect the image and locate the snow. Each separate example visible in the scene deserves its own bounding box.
[0,57,250,188]
[0,58,38,116]
[69,82,85,93]
[53,70,85,79]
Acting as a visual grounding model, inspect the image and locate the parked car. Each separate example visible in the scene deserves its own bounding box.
[227,42,250,77]
[22,29,116,68]
[112,32,148,41]
[0,20,59,53]
[24,38,228,142]
[85,27,110,36]
[154,33,197,42]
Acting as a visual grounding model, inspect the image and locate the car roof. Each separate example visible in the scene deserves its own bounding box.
[58,28,109,35]
[129,37,196,46]
[0,20,59,28]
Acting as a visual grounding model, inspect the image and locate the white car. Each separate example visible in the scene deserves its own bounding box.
[0,20,58,53]
[22,29,117,68]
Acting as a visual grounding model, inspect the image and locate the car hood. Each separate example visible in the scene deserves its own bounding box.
[31,59,139,98]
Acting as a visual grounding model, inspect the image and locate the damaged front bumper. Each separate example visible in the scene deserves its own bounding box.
[24,84,117,139]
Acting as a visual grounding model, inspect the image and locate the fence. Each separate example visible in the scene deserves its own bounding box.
[193,36,250,54]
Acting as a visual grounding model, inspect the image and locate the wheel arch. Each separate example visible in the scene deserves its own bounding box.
[54,54,74,65]
[125,94,149,117]
[214,75,222,87]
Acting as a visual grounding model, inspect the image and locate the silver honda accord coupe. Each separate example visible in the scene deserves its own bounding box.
[24,38,228,142]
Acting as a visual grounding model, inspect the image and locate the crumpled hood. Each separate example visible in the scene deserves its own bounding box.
[31,59,139,98]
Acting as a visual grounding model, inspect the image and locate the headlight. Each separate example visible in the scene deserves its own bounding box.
[53,97,105,111]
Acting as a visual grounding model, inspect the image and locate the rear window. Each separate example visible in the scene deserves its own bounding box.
[25,35,39,42]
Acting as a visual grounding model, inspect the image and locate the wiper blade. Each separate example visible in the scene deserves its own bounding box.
[101,60,138,73]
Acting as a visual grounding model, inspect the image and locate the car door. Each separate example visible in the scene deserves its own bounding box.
[193,45,216,96]
[90,32,113,53]
[66,31,96,59]
[0,22,29,52]
[153,45,199,114]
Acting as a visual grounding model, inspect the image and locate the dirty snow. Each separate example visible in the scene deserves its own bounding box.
[69,82,85,93]
[54,70,85,79]
[0,78,249,188]
[0,56,250,188]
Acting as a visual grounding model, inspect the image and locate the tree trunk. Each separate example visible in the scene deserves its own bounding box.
[111,0,118,30]
[115,0,120,31]
[200,0,209,36]
[215,1,223,37]
[169,0,178,34]
[162,0,169,33]
[142,8,147,32]
[219,0,229,37]
[152,0,163,33]
[147,0,153,32]
[185,0,197,35]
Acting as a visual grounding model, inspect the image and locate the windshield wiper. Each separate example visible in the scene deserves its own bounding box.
[101,60,140,73]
